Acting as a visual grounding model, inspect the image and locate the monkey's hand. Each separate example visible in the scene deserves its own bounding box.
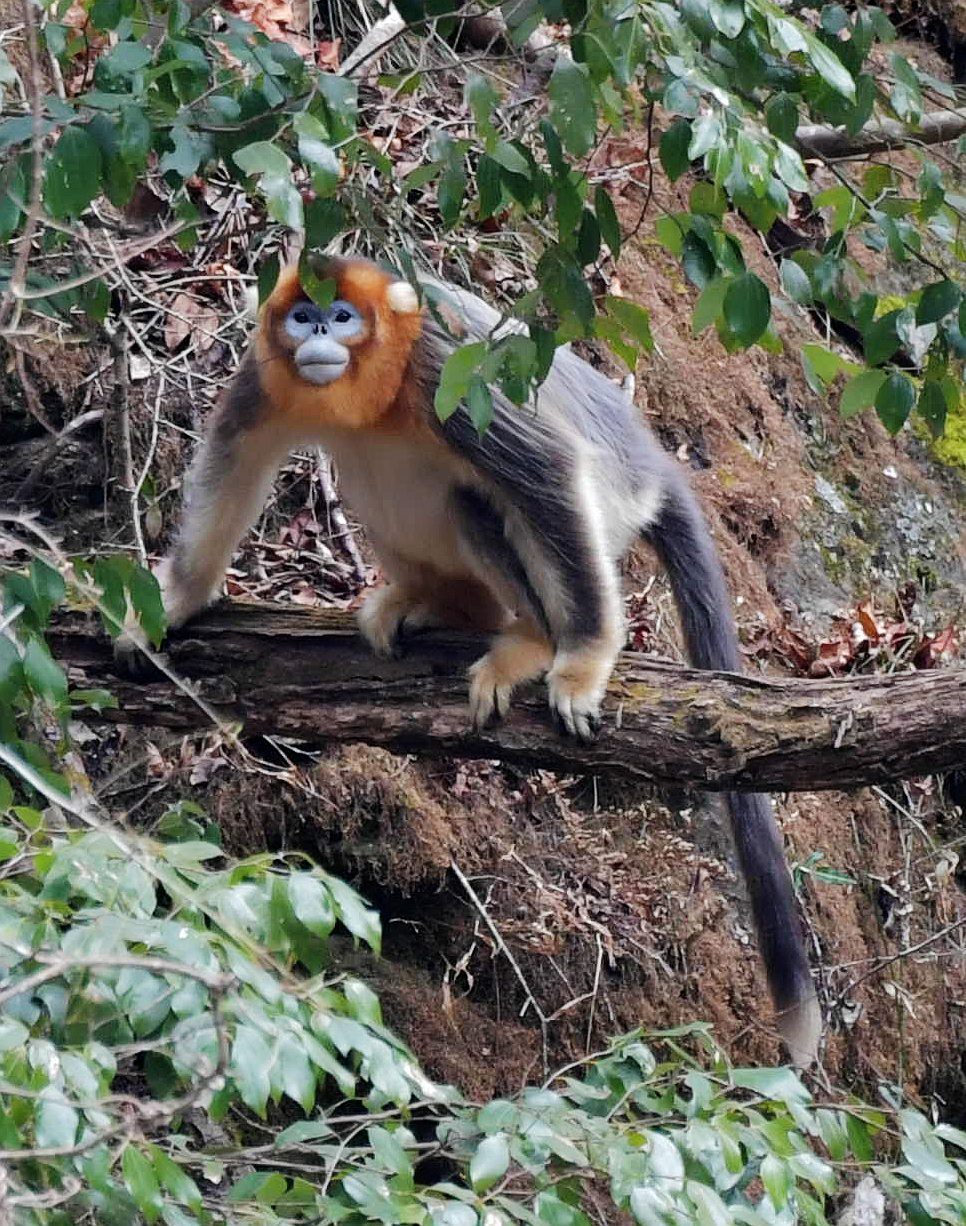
[357,584,448,658]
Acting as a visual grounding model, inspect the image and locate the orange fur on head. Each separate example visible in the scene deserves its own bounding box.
[256,259,423,435]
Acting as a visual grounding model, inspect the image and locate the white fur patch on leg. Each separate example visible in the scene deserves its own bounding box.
[468,623,552,729]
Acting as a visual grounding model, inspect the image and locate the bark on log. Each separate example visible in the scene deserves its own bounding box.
[794,107,966,160]
[48,602,966,793]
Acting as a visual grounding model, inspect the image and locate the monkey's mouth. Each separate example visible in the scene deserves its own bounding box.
[297,361,344,386]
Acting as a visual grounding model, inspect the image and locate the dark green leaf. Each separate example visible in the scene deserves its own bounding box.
[722,273,771,345]
[875,372,915,434]
[304,198,347,251]
[863,309,903,365]
[438,161,466,228]
[682,231,715,290]
[258,254,280,306]
[549,58,595,157]
[594,184,620,258]
[918,380,947,438]
[122,1146,163,1224]
[765,93,798,144]
[44,126,102,219]
[916,280,961,325]
[231,1025,272,1116]
[659,119,692,181]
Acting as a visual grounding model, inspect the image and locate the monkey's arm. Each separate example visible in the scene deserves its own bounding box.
[160,352,292,629]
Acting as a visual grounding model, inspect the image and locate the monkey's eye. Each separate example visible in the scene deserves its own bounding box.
[325,300,364,341]
[284,302,325,342]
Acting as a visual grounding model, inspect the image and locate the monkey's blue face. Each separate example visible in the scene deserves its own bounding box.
[284,300,366,386]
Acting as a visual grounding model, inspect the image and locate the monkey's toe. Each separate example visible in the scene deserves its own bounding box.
[468,654,514,730]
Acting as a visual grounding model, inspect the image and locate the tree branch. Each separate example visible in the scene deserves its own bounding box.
[49,602,966,792]
[794,107,966,160]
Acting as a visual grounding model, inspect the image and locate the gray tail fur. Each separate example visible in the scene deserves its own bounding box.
[644,471,820,1067]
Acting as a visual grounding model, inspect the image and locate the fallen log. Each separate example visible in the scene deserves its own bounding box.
[49,602,966,793]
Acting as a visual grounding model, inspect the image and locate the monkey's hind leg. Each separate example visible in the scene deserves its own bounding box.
[469,616,553,728]
[358,583,448,658]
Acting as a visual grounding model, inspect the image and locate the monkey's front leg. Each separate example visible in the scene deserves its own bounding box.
[161,416,290,629]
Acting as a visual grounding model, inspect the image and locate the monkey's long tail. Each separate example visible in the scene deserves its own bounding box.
[644,472,821,1069]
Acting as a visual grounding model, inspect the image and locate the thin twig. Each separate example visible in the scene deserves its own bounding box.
[450,857,549,1075]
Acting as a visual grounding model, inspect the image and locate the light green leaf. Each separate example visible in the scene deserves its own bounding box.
[231,1025,272,1116]
[471,1132,510,1193]
[36,1088,79,1149]
[288,872,336,937]
[434,341,487,421]
[840,369,886,418]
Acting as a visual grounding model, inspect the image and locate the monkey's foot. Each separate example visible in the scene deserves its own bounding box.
[546,644,616,741]
[468,629,552,729]
[358,584,447,658]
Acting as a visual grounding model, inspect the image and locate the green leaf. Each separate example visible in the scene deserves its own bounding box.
[692,277,729,338]
[294,114,340,196]
[435,341,487,421]
[839,369,886,418]
[492,140,529,177]
[863,309,903,365]
[549,58,595,157]
[36,1088,79,1148]
[804,30,855,99]
[477,154,502,220]
[129,564,166,647]
[44,126,102,219]
[23,638,68,709]
[438,160,466,228]
[918,380,947,438]
[760,1152,790,1210]
[722,273,771,345]
[730,1066,810,1101]
[780,260,812,305]
[605,296,653,352]
[288,872,336,937]
[122,1146,163,1224]
[682,231,715,290]
[659,119,692,182]
[325,874,382,952]
[234,140,290,177]
[595,184,620,258]
[765,93,798,145]
[231,1025,272,1116]
[875,372,915,434]
[916,279,961,325]
[470,1132,510,1193]
[467,376,495,433]
[0,775,12,812]
[465,72,499,142]
[258,254,280,306]
[708,0,743,38]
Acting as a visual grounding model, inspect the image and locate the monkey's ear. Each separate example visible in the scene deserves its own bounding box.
[386,280,420,314]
